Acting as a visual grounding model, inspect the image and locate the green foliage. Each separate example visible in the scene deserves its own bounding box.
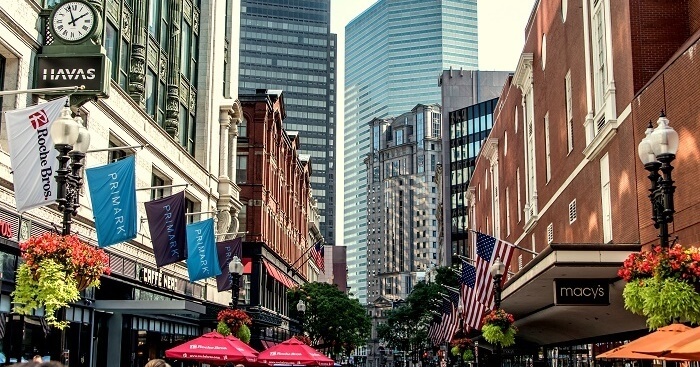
[462,350,474,361]
[450,346,460,356]
[237,324,251,344]
[217,320,231,336]
[12,261,80,329]
[482,324,516,347]
[288,282,371,356]
[623,277,700,329]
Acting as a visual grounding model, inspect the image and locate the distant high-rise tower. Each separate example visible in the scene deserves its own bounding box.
[365,104,442,302]
[344,0,478,304]
[239,0,337,244]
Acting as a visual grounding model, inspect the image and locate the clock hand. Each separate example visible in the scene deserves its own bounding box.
[69,12,89,26]
[67,7,77,25]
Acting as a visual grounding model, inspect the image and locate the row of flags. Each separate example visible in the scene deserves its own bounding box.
[428,231,515,345]
[1,97,311,288]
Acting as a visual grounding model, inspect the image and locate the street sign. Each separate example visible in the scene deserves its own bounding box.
[36,54,110,98]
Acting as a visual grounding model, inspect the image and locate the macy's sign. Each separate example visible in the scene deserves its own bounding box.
[554,279,610,306]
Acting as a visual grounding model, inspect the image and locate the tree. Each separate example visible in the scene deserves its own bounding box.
[289,282,371,357]
[376,266,458,359]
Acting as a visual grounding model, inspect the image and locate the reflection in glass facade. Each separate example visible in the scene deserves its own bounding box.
[450,98,497,261]
[238,0,337,243]
[344,0,478,304]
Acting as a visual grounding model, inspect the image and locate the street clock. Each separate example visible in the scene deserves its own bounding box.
[49,0,98,44]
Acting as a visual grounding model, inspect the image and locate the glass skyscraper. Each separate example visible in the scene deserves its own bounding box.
[344,0,478,304]
[238,0,337,244]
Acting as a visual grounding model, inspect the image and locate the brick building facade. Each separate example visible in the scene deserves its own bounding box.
[463,0,700,361]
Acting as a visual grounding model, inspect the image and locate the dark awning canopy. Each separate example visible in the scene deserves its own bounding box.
[501,243,647,345]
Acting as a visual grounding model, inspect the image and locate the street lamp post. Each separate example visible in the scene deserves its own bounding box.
[296,299,306,334]
[490,257,505,367]
[229,256,244,309]
[637,112,679,248]
[51,104,90,365]
[51,106,91,235]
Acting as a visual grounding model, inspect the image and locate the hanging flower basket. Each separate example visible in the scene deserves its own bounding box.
[450,337,474,361]
[216,308,253,343]
[11,233,110,329]
[620,244,700,329]
[481,309,517,347]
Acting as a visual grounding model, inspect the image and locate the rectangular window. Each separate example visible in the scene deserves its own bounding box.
[148,0,161,37]
[395,130,404,145]
[180,20,192,80]
[592,2,607,114]
[565,71,574,153]
[544,113,551,182]
[108,140,128,163]
[145,69,157,116]
[185,197,196,223]
[236,155,247,184]
[0,55,5,113]
[516,168,522,222]
[105,22,118,80]
[151,173,165,200]
[506,188,511,236]
[119,39,129,90]
[416,112,424,148]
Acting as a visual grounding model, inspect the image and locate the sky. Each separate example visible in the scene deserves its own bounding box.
[329,0,538,245]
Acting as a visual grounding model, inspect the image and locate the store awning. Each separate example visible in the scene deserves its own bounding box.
[263,259,297,288]
[93,300,206,314]
[501,243,647,345]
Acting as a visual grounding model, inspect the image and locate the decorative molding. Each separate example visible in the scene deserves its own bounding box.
[513,53,534,89]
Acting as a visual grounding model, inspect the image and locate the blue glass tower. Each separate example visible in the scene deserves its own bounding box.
[344,0,478,304]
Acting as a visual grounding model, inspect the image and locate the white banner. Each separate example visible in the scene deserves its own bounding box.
[4,97,68,212]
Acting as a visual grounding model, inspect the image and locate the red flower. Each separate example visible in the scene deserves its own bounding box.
[217,309,252,332]
[482,309,516,331]
[20,233,110,283]
[619,244,700,284]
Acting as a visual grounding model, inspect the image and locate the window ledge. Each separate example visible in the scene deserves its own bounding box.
[583,118,618,160]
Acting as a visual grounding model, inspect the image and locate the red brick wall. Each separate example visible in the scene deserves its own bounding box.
[691,0,700,33]
[632,34,700,247]
[629,0,690,91]
[239,94,312,275]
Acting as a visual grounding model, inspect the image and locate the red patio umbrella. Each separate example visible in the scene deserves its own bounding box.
[166,331,259,364]
[596,324,691,360]
[258,337,334,366]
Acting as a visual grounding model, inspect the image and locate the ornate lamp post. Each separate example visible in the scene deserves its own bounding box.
[296,299,306,334]
[51,105,90,235]
[490,257,505,367]
[637,112,679,248]
[229,255,244,309]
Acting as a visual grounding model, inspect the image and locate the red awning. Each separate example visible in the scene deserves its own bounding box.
[243,257,252,275]
[263,259,297,288]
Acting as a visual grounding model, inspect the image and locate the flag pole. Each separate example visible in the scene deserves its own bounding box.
[468,229,539,256]
[0,85,85,96]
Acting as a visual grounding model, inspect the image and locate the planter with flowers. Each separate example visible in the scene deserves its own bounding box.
[450,337,474,362]
[216,308,252,343]
[11,233,110,329]
[619,244,700,329]
[481,309,517,347]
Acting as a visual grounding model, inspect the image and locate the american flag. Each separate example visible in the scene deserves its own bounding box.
[435,289,460,343]
[475,232,515,308]
[431,296,453,345]
[460,260,486,330]
[310,241,325,272]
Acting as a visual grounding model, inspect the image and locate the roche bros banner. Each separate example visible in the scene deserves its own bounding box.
[186,218,221,282]
[4,97,67,212]
[85,155,137,247]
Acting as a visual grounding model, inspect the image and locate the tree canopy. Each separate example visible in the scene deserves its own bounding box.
[288,282,371,357]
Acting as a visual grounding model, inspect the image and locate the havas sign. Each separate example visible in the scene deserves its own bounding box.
[36,54,110,97]
[554,279,610,306]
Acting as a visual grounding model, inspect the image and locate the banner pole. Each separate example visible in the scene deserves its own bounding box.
[0,85,85,96]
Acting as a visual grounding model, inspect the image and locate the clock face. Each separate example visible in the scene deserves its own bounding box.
[52,1,95,42]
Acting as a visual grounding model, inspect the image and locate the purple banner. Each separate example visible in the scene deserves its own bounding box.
[144,191,188,267]
[216,238,243,292]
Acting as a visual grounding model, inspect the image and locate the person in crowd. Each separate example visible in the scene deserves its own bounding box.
[144,359,171,367]
[32,356,43,363]
[9,362,65,367]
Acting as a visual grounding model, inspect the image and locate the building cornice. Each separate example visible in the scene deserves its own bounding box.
[513,53,534,90]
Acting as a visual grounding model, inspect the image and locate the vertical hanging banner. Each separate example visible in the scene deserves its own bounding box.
[144,191,188,267]
[85,155,137,247]
[216,238,243,292]
[4,97,68,212]
[186,218,222,282]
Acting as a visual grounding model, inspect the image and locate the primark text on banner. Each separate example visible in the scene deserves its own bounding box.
[85,155,137,247]
[186,218,222,282]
